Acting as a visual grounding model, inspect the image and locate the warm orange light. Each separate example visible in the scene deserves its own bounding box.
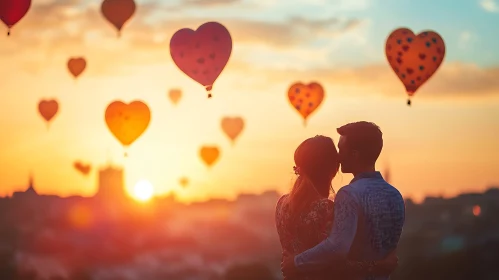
[68,204,93,228]
[473,205,481,216]
[132,180,154,202]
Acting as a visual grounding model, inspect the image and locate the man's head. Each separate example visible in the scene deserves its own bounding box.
[337,121,383,174]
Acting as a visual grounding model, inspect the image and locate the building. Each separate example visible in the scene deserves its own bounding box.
[12,174,38,200]
[95,165,126,202]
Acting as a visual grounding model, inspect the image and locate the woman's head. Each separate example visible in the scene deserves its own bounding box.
[284,135,339,228]
[293,135,339,197]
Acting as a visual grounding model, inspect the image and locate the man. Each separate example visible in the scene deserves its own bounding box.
[282,121,405,279]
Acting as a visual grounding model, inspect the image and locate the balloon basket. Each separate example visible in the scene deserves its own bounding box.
[205,85,213,98]
[407,99,411,106]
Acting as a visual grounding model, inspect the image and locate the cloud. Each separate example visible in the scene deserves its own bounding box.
[181,0,242,7]
[2,0,497,101]
[458,31,472,49]
[126,16,363,50]
[480,0,499,12]
[1,0,363,71]
[228,62,499,99]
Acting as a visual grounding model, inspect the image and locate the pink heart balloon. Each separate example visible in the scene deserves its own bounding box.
[170,22,232,98]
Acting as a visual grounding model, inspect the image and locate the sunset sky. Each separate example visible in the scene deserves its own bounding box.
[0,0,498,203]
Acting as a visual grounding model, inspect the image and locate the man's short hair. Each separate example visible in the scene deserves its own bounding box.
[337,121,383,164]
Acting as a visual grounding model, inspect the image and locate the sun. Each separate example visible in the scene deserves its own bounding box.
[132,180,154,202]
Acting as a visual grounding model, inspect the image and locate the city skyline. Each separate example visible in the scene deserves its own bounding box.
[0,0,498,202]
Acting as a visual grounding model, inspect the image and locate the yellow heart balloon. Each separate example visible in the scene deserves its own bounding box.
[287,82,324,126]
[105,100,150,147]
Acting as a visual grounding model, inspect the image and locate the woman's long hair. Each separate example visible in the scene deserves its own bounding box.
[285,135,340,228]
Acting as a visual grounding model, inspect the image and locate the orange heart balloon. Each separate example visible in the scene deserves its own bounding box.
[200,146,220,167]
[74,161,91,175]
[287,82,324,126]
[168,89,182,105]
[385,28,446,106]
[38,99,59,123]
[67,57,86,79]
[105,100,151,147]
[221,117,244,144]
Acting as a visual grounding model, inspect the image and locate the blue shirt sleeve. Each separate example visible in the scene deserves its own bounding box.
[294,188,359,272]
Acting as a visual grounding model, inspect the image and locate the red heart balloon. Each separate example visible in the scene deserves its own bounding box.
[74,161,91,175]
[38,99,59,123]
[170,22,232,98]
[0,0,31,36]
[385,28,446,105]
[67,57,86,79]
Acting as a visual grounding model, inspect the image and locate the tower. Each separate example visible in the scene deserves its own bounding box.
[96,165,126,201]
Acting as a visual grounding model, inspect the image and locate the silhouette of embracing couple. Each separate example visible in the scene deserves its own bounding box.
[276,121,405,280]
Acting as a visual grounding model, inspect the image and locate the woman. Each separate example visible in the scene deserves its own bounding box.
[275,135,397,279]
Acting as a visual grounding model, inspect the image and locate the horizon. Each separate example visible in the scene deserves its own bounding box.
[4,167,499,204]
[1,0,499,203]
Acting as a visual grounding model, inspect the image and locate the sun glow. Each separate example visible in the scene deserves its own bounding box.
[132,180,154,202]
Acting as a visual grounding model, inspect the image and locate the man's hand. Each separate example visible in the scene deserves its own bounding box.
[372,250,399,275]
[281,254,299,278]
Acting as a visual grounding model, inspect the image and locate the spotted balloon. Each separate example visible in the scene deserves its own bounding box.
[385,28,446,106]
[170,22,232,98]
[105,101,150,155]
[287,82,324,126]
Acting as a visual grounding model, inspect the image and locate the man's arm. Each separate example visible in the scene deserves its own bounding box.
[294,188,359,272]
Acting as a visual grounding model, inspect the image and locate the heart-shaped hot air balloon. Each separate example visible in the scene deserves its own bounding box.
[0,0,31,36]
[168,89,182,105]
[287,82,325,126]
[179,177,189,188]
[74,161,91,175]
[105,101,151,151]
[385,28,446,106]
[200,146,220,168]
[101,0,136,37]
[170,22,232,98]
[67,57,86,79]
[38,99,59,127]
[221,117,244,144]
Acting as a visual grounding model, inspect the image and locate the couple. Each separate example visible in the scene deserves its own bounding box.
[275,121,405,280]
